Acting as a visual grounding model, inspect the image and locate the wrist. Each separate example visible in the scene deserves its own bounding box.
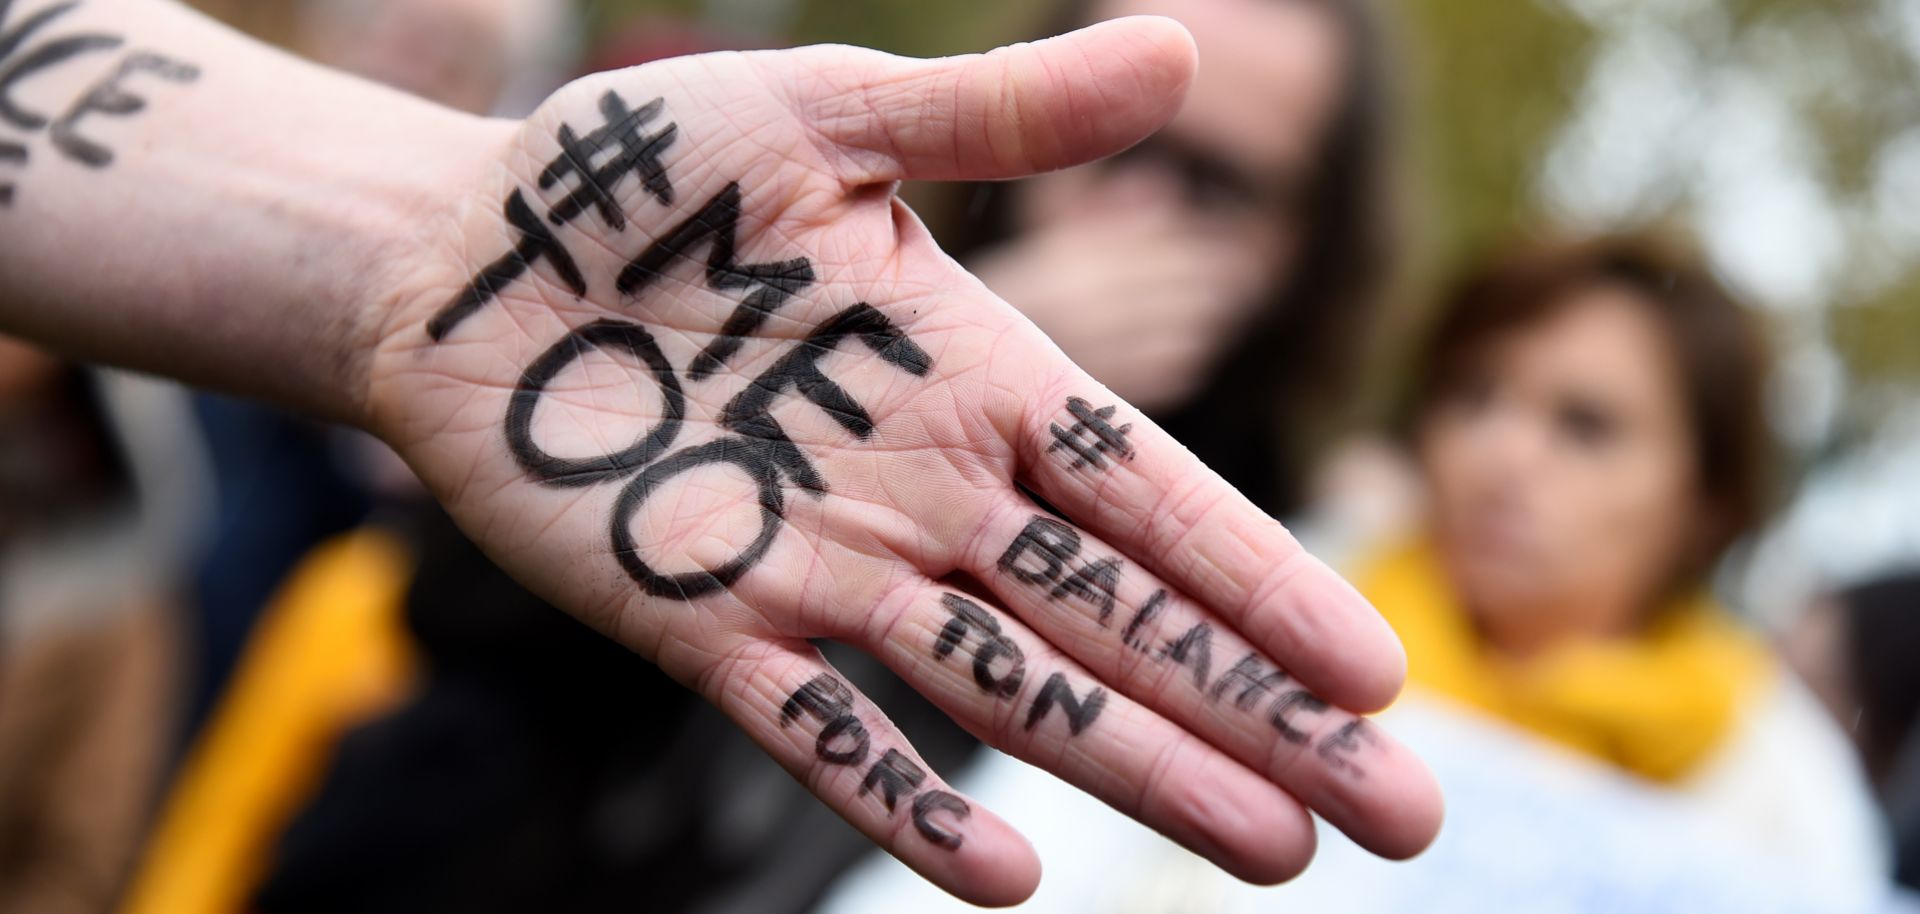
[330,108,515,429]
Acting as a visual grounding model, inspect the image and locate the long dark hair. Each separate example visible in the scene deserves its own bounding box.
[932,0,1397,516]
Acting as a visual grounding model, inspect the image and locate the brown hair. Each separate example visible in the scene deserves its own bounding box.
[939,0,1396,515]
[1410,234,1775,589]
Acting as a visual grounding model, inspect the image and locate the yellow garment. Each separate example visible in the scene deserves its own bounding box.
[1360,541,1770,782]
[121,529,416,914]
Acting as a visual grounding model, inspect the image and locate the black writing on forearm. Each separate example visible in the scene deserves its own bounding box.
[0,4,122,130]
[49,50,195,166]
[0,3,199,205]
[0,139,21,204]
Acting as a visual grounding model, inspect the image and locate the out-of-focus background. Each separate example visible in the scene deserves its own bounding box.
[2,0,1918,912]
[563,0,1920,622]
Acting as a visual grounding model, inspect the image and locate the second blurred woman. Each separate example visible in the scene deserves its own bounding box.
[1362,235,1881,886]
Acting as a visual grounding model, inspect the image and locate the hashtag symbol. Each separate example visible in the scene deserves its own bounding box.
[1046,397,1134,470]
[538,91,678,230]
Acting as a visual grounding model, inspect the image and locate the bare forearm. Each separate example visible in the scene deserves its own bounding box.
[0,0,503,421]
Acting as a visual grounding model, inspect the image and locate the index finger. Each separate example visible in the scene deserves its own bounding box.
[1012,363,1409,714]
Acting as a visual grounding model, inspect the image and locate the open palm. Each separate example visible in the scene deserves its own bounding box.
[363,18,1440,905]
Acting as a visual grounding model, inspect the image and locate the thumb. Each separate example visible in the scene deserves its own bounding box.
[795,16,1196,184]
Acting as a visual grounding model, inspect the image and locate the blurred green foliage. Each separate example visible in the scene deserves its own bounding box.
[1394,0,1588,285]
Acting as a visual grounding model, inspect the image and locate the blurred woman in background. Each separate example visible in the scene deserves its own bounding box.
[1361,235,1882,883]
[944,0,1394,515]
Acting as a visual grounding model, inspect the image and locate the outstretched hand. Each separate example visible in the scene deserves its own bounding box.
[366,18,1441,905]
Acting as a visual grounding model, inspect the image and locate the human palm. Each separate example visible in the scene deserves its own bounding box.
[363,19,1440,905]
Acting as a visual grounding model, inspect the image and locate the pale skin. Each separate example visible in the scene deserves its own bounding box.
[0,0,1440,904]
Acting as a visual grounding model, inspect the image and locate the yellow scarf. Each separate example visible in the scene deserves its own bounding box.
[1359,541,1771,782]
[122,529,417,914]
